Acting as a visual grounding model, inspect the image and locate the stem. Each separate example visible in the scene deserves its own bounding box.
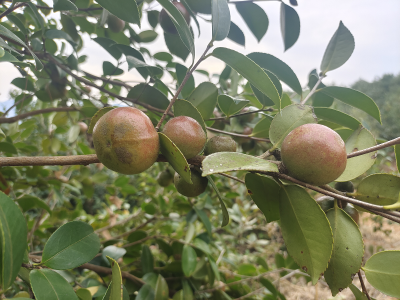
[358,271,372,300]
[347,136,400,158]
[155,44,213,131]
[0,107,78,124]
[207,127,270,143]
[300,75,325,105]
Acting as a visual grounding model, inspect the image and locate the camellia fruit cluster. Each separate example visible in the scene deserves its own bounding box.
[281,123,347,186]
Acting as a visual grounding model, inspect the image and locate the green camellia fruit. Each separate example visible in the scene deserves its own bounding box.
[107,14,126,33]
[157,170,174,187]
[281,124,347,186]
[186,0,211,14]
[162,116,206,159]
[204,136,237,155]
[174,169,208,197]
[316,196,347,211]
[334,181,355,193]
[159,2,190,34]
[93,107,160,175]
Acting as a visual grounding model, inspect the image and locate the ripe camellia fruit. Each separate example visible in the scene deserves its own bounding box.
[204,136,237,155]
[92,107,160,175]
[174,169,208,197]
[162,116,206,159]
[159,2,190,34]
[281,124,347,186]
[107,14,125,33]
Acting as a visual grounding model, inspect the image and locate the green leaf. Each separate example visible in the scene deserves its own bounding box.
[245,173,280,223]
[154,275,168,300]
[202,152,278,176]
[363,251,400,298]
[320,21,355,74]
[93,37,121,60]
[182,245,197,277]
[136,284,155,300]
[308,69,334,107]
[227,22,245,46]
[313,107,361,130]
[96,0,140,25]
[280,3,300,51]
[105,257,123,300]
[176,64,195,99]
[0,47,3,58]
[88,107,115,134]
[30,269,79,300]
[103,61,123,76]
[102,246,126,263]
[11,78,35,92]
[164,31,190,61]
[0,51,23,65]
[252,115,273,138]
[259,277,277,296]
[212,48,280,109]
[173,99,207,136]
[154,52,173,62]
[193,238,211,255]
[114,44,149,79]
[336,126,376,182]
[159,132,192,184]
[54,0,78,12]
[26,3,45,31]
[157,0,195,63]
[147,10,159,28]
[395,145,400,173]
[319,86,381,124]
[251,70,282,107]
[354,174,400,208]
[45,29,76,46]
[212,0,231,42]
[236,2,268,42]
[279,185,333,284]
[349,284,369,300]
[138,30,158,43]
[126,56,162,77]
[269,104,317,149]
[187,82,218,120]
[218,95,249,117]
[76,288,92,300]
[41,221,100,269]
[207,176,229,227]
[324,206,364,296]
[141,245,154,275]
[127,84,170,110]
[16,195,51,215]
[0,192,27,290]
[194,207,212,236]
[207,255,220,281]
[6,15,27,35]
[0,25,42,70]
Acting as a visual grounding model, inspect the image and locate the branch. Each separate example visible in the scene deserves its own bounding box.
[358,271,372,300]
[155,44,213,131]
[0,154,204,167]
[79,263,145,286]
[0,107,78,124]
[300,75,325,105]
[207,127,270,143]
[0,2,26,20]
[347,136,400,158]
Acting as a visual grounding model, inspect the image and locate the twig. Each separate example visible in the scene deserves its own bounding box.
[220,173,245,184]
[79,263,145,286]
[206,109,274,121]
[155,43,213,131]
[95,209,143,234]
[300,75,325,105]
[207,127,270,143]
[0,107,78,124]
[358,271,372,300]
[347,137,400,158]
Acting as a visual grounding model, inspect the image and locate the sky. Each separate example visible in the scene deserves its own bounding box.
[0,0,399,102]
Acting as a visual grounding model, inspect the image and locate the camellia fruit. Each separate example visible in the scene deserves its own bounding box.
[162,116,206,159]
[316,195,347,211]
[174,169,208,197]
[281,123,347,186]
[204,136,237,156]
[92,107,160,175]
[157,170,174,187]
[107,14,125,33]
[334,181,354,193]
[159,2,190,34]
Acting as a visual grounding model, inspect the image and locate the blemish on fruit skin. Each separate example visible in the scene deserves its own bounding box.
[339,288,343,292]
[301,251,303,254]
[302,266,307,272]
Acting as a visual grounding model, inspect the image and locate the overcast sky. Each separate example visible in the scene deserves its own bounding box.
[0,0,399,102]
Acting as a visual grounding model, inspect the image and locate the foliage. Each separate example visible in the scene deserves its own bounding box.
[0,0,399,300]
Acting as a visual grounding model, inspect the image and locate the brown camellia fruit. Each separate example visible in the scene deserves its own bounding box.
[162,116,206,159]
[93,107,160,175]
[159,2,191,34]
[174,169,208,197]
[281,124,347,186]
[107,14,125,33]
[204,136,237,156]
